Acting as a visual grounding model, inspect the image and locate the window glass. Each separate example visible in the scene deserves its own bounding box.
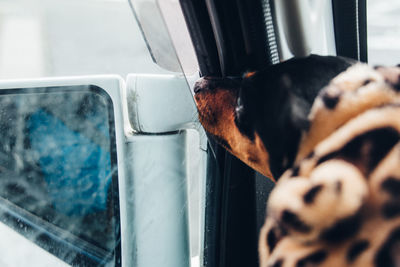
[157,0,199,74]
[0,0,167,79]
[0,86,120,266]
[367,0,400,65]
[128,0,199,74]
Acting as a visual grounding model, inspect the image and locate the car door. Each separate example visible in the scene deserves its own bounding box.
[0,0,206,266]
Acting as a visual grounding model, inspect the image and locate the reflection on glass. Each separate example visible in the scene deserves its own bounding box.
[0,86,120,266]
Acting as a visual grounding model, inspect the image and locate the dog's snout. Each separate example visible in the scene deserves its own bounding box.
[194,76,242,94]
[194,77,212,94]
[193,81,204,94]
[204,76,221,81]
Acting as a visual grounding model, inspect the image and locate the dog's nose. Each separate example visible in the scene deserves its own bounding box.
[194,76,238,94]
[193,82,203,94]
[193,77,211,94]
[203,76,220,80]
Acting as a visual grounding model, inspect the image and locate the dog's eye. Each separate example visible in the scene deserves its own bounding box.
[235,97,244,118]
[237,96,242,107]
[234,96,255,140]
[234,97,255,140]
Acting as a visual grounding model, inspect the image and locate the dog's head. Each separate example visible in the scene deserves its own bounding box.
[194,74,274,178]
[194,55,354,180]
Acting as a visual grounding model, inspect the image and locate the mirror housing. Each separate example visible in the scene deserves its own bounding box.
[126,74,200,133]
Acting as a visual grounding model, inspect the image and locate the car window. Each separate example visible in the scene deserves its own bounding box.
[0,1,205,267]
[0,0,168,80]
[0,86,120,266]
[152,0,199,74]
[367,0,400,65]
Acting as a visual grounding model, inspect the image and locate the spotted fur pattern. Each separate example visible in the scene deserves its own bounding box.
[259,64,400,267]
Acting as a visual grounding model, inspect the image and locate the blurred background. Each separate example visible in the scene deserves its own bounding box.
[0,0,164,79]
[368,0,400,65]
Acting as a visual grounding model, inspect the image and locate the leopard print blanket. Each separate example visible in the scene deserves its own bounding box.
[259,64,400,267]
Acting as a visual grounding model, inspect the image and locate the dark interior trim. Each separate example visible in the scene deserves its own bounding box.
[332,0,368,62]
[179,0,221,76]
[180,1,278,267]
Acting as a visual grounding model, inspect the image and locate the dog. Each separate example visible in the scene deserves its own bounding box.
[194,55,355,179]
[194,54,400,267]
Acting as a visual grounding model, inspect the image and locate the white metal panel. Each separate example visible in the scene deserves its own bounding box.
[126,73,199,134]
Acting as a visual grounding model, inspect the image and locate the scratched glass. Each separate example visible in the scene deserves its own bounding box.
[0,87,120,266]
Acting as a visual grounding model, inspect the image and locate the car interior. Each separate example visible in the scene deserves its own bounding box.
[179,0,367,266]
[0,0,394,266]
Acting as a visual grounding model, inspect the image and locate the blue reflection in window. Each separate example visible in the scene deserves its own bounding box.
[27,109,111,216]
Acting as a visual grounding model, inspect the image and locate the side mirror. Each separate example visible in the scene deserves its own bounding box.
[0,77,125,266]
